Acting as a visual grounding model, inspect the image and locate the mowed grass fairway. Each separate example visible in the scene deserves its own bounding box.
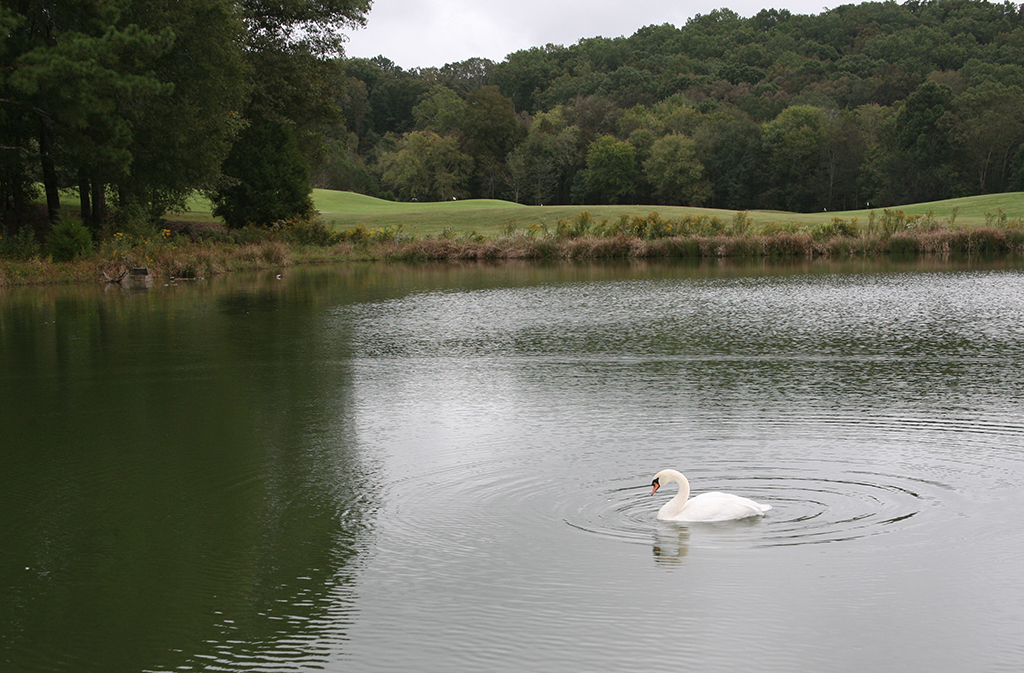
[309,190,1024,237]
[162,189,1024,237]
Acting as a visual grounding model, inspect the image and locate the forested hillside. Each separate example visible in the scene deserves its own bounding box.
[333,0,1024,212]
[4,0,1024,236]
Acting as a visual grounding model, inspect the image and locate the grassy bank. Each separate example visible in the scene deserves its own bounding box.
[3,191,1024,286]
[171,189,1024,238]
[318,192,1024,261]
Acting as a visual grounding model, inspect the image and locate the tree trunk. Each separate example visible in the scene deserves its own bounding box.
[91,176,106,227]
[38,116,60,224]
[79,170,93,230]
[10,179,25,233]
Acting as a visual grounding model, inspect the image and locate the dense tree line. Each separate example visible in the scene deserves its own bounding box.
[4,0,1024,238]
[334,0,1024,212]
[1,0,368,232]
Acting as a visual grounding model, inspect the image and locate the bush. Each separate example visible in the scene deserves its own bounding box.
[810,217,858,241]
[555,211,599,238]
[879,208,910,235]
[336,224,407,246]
[729,211,753,236]
[758,221,803,236]
[277,217,338,246]
[47,217,94,262]
[675,214,726,236]
[212,117,314,228]
[229,225,273,245]
[1,225,42,260]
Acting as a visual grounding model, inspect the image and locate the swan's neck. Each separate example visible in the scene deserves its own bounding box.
[660,472,691,518]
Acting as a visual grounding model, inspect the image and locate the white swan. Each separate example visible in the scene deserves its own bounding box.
[651,469,771,522]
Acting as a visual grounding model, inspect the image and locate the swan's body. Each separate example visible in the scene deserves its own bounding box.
[651,469,771,522]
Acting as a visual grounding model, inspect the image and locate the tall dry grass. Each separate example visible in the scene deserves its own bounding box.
[372,227,1024,262]
[6,206,1024,287]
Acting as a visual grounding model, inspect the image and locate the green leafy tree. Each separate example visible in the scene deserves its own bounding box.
[579,135,637,204]
[115,0,249,219]
[949,81,1024,192]
[491,46,561,113]
[897,81,954,156]
[1,0,253,230]
[240,0,371,56]
[0,0,372,233]
[821,109,867,210]
[0,3,39,231]
[509,109,585,205]
[894,80,956,201]
[212,118,313,227]
[857,104,906,207]
[504,148,531,204]
[421,57,494,96]
[760,105,827,211]
[331,1,1024,207]
[692,108,765,210]
[563,94,621,143]
[413,85,466,135]
[605,66,659,108]
[461,85,525,197]
[506,132,560,205]
[224,0,372,225]
[377,131,473,202]
[643,134,710,206]
[1,0,172,223]
[345,57,429,141]
[627,128,657,203]
[47,216,93,262]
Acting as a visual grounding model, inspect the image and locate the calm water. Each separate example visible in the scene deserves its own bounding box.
[2,259,1024,672]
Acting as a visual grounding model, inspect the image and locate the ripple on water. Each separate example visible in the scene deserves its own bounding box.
[560,464,953,549]
[366,398,1024,559]
[371,446,961,557]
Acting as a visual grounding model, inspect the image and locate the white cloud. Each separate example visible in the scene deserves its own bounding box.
[342,0,830,69]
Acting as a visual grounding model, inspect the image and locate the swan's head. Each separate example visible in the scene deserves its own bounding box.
[651,469,685,495]
[651,471,671,495]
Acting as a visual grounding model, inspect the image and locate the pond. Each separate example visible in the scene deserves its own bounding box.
[2,258,1024,672]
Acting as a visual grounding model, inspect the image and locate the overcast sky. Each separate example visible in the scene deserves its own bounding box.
[342,0,832,69]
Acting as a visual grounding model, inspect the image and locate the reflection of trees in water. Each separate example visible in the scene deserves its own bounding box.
[0,274,380,672]
[652,527,690,566]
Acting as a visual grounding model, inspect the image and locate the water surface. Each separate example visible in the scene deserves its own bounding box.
[2,259,1023,672]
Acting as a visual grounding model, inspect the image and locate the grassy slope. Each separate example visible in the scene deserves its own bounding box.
[312,191,1024,238]
[157,189,1024,238]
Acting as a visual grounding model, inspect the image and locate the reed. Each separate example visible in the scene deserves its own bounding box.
[646,237,703,258]
[372,226,1024,263]
[760,232,814,257]
[6,201,1024,286]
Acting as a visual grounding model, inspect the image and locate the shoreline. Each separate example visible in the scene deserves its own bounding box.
[3,226,1024,288]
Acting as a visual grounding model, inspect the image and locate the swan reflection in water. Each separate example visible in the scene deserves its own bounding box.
[652,515,770,565]
[652,527,690,566]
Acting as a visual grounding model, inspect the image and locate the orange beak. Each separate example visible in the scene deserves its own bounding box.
[651,481,660,495]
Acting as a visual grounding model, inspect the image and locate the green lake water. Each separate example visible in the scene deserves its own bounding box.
[2,258,1024,672]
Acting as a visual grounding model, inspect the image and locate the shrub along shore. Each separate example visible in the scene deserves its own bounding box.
[2,203,1024,287]
[371,208,1024,261]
